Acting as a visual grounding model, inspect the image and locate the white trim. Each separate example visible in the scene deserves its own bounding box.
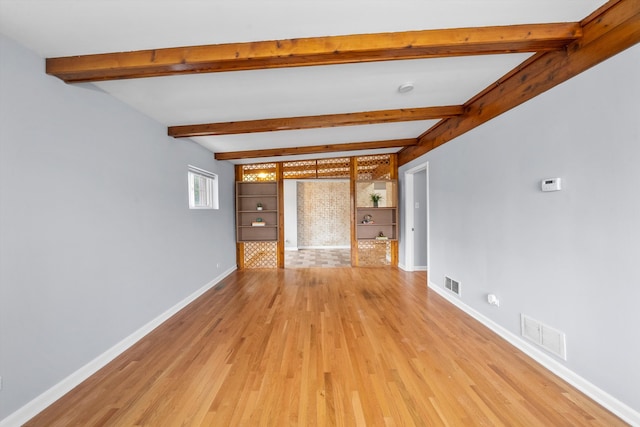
[403,162,429,273]
[427,281,640,426]
[398,263,427,272]
[188,166,219,210]
[187,164,218,179]
[0,266,237,427]
[426,164,431,273]
[404,171,415,271]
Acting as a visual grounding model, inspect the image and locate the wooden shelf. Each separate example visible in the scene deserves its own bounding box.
[355,186,398,241]
[236,181,279,242]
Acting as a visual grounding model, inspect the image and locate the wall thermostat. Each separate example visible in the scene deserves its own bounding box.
[541,177,562,192]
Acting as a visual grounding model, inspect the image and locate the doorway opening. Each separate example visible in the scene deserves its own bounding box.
[284,179,351,268]
[403,162,429,272]
[235,154,398,269]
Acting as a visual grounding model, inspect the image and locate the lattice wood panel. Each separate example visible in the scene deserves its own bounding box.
[317,157,350,178]
[283,160,317,179]
[241,163,277,182]
[357,240,391,266]
[356,155,391,180]
[243,241,278,268]
[282,158,351,179]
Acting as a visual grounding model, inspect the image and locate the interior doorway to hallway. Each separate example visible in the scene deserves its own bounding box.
[403,162,429,272]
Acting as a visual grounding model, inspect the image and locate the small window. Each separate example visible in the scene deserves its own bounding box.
[188,166,219,209]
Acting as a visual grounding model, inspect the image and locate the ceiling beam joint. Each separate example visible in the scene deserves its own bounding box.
[398,0,640,165]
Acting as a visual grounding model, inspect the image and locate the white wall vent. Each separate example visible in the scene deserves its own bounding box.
[521,314,567,360]
[444,276,461,297]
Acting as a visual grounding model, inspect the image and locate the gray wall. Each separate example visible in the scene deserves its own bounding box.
[0,34,237,419]
[399,44,640,411]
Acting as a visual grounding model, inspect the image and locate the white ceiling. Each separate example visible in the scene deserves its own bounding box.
[0,0,608,164]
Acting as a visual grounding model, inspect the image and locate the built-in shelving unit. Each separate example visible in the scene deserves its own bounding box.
[355,180,398,241]
[235,154,398,269]
[236,181,279,242]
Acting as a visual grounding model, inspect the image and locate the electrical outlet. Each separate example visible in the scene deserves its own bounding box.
[216,263,220,269]
[487,294,500,307]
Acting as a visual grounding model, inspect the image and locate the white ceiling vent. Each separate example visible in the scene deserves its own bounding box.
[521,314,567,360]
[444,276,461,297]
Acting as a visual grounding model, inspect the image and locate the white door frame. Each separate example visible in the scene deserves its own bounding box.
[403,162,429,272]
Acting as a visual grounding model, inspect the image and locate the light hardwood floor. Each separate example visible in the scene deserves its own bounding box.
[27,269,625,426]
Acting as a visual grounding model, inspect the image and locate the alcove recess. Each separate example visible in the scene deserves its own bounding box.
[355,180,398,241]
[235,181,279,242]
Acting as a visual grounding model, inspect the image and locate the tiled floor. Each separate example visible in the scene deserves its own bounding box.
[285,248,351,268]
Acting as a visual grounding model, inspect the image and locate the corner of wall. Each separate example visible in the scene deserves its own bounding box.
[0,267,237,427]
[426,281,640,426]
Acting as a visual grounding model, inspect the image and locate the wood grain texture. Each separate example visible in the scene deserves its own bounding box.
[214,139,416,161]
[235,165,245,269]
[276,163,285,268]
[169,107,463,138]
[46,24,582,83]
[389,155,399,267]
[349,158,358,268]
[26,269,625,426]
[398,0,640,165]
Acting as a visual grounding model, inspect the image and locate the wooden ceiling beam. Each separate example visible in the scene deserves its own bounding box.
[214,138,416,161]
[170,106,461,138]
[399,0,640,165]
[46,23,582,83]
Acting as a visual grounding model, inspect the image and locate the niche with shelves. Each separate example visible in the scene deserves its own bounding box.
[236,181,279,242]
[355,180,398,241]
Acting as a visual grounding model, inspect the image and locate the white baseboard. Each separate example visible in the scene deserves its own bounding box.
[0,266,237,427]
[427,281,640,426]
[397,264,427,272]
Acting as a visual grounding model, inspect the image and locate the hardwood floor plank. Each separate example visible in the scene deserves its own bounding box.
[25,268,626,426]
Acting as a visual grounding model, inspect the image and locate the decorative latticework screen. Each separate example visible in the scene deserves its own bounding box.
[237,154,397,269]
[243,241,278,268]
[240,164,279,268]
[281,155,390,180]
[282,158,351,179]
[317,158,350,178]
[356,154,391,180]
[283,160,317,179]
[357,240,391,266]
[241,163,277,182]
